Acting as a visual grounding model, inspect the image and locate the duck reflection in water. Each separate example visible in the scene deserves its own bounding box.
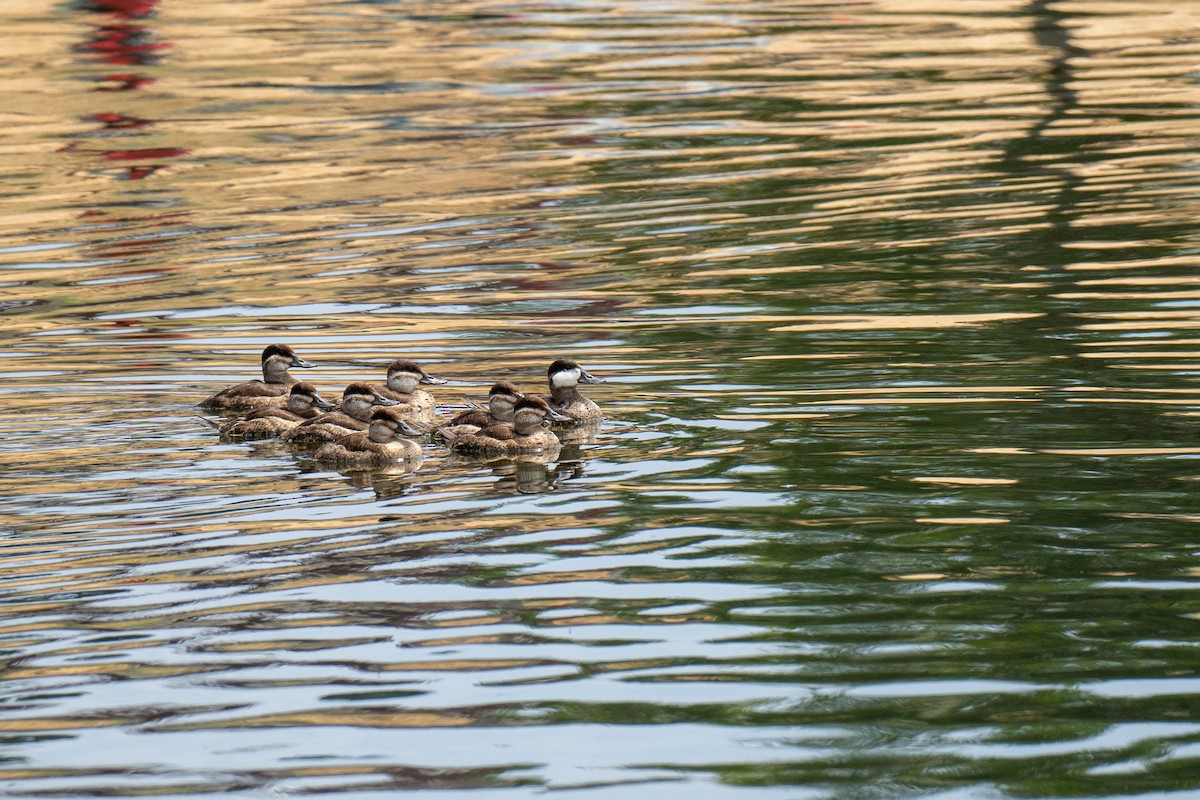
[445,447,587,494]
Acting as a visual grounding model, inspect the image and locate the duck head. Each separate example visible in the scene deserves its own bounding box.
[386,359,448,394]
[369,407,427,443]
[287,381,335,414]
[262,343,315,382]
[547,358,603,388]
[343,381,399,419]
[514,395,572,433]
[488,381,525,421]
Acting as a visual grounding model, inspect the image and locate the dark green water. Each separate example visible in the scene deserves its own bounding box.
[2,0,1200,797]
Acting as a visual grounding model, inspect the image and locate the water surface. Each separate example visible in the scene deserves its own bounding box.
[4,0,1200,797]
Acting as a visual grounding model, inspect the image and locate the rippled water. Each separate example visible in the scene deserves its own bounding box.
[4,0,1200,796]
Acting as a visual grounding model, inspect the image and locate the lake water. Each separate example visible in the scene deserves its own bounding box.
[3,0,1200,797]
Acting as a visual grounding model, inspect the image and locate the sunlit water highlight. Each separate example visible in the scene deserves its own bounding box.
[3,0,1200,797]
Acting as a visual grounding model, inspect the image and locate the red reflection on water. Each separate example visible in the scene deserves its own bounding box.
[103,148,190,161]
[69,0,187,181]
[76,23,168,66]
[81,0,158,18]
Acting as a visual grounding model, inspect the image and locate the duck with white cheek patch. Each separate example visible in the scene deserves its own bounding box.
[200,344,316,411]
[373,359,447,424]
[442,395,572,454]
[546,359,604,422]
[314,407,426,467]
[211,382,335,439]
[280,383,399,443]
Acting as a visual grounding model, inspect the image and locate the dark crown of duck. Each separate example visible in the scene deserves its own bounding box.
[515,396,552,413]
[263,343,295,361]
[343,382,375,397]
[490,381,523,398]
[290,381,319,395]
[547,358,579,376]
[372,406,407,423]
[387,359,424,375]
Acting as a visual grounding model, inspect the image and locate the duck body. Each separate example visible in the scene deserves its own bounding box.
[546,359,604,423]
[216,382,335,439]
[314,408,425,467]
[315,432,423,466]
[220,408,305,439]
[445,396,569,454]
[200,344,316,411]
[371,359,446,424]
[550,389,603,422]
[281,383,398,443]
[374,388,437,422]
[449,423,561,454]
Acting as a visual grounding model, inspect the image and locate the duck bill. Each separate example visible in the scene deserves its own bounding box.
[372,393,400,406]
[420,371,448,385]
[291,357,316,369]
[313,395,336,411]
[398,420,427,436]
[579,369,603,384]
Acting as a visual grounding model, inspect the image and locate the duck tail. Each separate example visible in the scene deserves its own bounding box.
[195,416,222,430]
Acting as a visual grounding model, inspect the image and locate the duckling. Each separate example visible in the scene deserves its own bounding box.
[444,395,571,454]
[280,382,398,443]
[546,358,604,422]
[436,381,524,439]
[199,344,315,411]
[314,407,426,466]
[373,359,447,423]
[216,382,335,439]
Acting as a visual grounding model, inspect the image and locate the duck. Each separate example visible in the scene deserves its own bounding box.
[546,358,604,422]
[314,407,426,466]
[443,395,571,454]
[213,382,335,439]
[373,359,446,424]
[199,344,316,411]
[280,382,398,443]
[435,381,524,439]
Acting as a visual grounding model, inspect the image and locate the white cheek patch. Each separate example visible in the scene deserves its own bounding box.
[551,368,581,387]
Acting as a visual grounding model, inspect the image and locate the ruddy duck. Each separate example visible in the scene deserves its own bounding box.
[281,382,398,443]
[547,359,604,421]
[444,395,571,454]
[199,344,315,411]
[214,382,335,439]
[373,359,446,423]
[439,381,524,435]
[314,407,426,466]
